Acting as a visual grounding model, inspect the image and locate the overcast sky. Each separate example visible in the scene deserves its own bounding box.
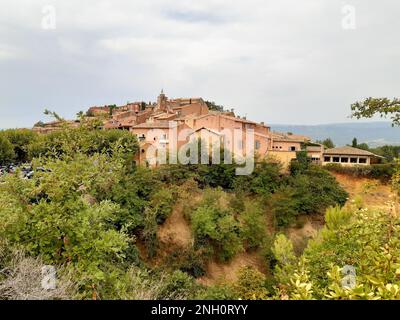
[0,0,399,128]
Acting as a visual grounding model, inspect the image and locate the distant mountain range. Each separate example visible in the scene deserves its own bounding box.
[270,122,400,147]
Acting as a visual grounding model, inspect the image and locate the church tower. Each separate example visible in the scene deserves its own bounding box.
[157,89,168,112]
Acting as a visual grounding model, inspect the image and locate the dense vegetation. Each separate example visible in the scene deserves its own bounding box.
[0,119,398,300]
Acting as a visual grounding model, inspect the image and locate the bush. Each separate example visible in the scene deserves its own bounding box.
[164,247,208,278]
[0,135,15,165]
[27,126,138,161]
[233,266,269,300]
[270,166,348,227]
[271,234,297,284]
[0,250,76,300]
[196,284,237,300]
[196,163,237,190]
[2,129,38,163]
[191,190,243,261]
[157,270,198,300]
[240,201,266,249]
[0,153,132,298]
[325,163,395,182]
[150,188,175,224]
[284,206,400,299]
[270,187,298,227]
[234,161,283,196]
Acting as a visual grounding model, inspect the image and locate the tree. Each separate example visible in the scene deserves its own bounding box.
[0,135,15,165]
[108,104,117,116]
[205,101,225,112]
[281,205,400,300]
[44,109,63,121]
[351,97,400,126]
[356,143,369,151]
[317,138,335,149]
[76,111,84,119]
[352,137,357,147]
[3,129,38,163]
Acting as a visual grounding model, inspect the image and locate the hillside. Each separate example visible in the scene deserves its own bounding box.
[271,121,400,147]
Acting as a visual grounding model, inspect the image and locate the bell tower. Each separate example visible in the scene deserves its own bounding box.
[157,89,168,112]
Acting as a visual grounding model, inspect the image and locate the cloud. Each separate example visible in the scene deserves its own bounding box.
[0,0,399,128]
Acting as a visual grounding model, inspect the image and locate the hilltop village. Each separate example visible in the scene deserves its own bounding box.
[33,91,384,167]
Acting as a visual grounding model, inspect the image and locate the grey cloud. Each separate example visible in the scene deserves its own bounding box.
[0,0,399,128]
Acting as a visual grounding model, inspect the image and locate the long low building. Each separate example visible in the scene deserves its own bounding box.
[322,146,384,166]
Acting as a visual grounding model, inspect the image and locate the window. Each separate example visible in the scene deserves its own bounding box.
[350,157,357,163]
[161,134,167,139]
[359,158,367,164]
[324,156,331,162]
[341,157,349,163]
[290,146,296,151]
[255,140,260,150]
[333,157,340,163]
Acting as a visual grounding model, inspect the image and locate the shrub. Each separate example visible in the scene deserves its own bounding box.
[150,188,175,224]
[271,234,297,285]
[191,191,243,261]
[271,165,349,227]
[0,135,15,165]
[270,186,298,227]
[0,250,76,300]
[27,127,138,161]
[196,163,237,190]
[155,164,198,185]
[196,284,237,300]
[325,163,395,182]
[2,129,38,163]
[240,201,266,249]
[289,151,310,175]
[157,270,198,300]
[165,247,208,278]
[0,154,132,298]
[233,266,269,300]
[234,161,282,196]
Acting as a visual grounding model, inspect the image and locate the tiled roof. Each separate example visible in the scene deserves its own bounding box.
[306,146,323,152]
[272,132,310,142]
[131,121,174,129]
[190,127,224,136]
[324,146,383,157]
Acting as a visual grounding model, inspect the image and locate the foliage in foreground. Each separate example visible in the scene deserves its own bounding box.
[273,205,400,299]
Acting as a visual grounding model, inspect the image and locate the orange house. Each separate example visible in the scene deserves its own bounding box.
[130,121,192,166]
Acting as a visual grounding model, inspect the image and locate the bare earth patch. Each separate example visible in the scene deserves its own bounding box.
[331,172,397,212]
[287,216,324,254]
[197,251,268,286]
[158,204,193,248]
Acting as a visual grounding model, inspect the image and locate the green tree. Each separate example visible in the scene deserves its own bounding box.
[2,129,38,163]
[281,205,400,300]
[205,101,225,112]
[352,137,358,148]
[0,135,15,165]
[351,97,400,126]
[191,189,243,261]
[316,138,335,149]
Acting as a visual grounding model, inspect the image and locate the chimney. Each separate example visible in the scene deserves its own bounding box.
[261,121,264,125]
[243,116,246,120]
